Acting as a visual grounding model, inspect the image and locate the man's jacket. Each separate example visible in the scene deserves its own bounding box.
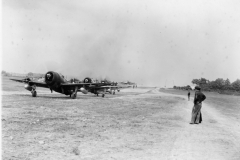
[194,91,206,104]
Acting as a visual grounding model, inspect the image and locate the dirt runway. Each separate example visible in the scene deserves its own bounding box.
[2,84,240,160]
[160,90,240,160]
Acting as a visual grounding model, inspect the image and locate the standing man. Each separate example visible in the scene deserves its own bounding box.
[188,89,190,101]
[190,86,206,124]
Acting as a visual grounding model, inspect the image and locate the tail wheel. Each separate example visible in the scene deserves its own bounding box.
[32,90,37,97]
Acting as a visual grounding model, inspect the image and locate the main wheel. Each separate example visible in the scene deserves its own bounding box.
[102,94,105,97]
[113,92,115,95]
[71,93,77,99]
[32,90,37,97]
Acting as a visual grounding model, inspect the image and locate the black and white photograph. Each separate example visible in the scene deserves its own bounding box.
[1,0,240,159]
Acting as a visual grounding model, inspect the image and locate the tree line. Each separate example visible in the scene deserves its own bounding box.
[192,78,240,92]
[174,78,240,95]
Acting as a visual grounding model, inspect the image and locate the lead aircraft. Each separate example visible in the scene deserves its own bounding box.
[10,71,121,99]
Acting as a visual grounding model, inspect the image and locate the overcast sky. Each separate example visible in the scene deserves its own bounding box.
[2,0,240,86]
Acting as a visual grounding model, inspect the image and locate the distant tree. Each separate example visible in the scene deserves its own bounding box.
[224,78,231,90]
[192,78,208,85]
[199,78,208,85]
[207,80,215,90]
[214,78,225,90]
[27,72,34,77]
[192,78,209,91]
[192,79,200,85]
[186,85,191,90]
[1,70,10,76]
[232,79,240,91]
[2,70,7,76]
[199,78,209,90]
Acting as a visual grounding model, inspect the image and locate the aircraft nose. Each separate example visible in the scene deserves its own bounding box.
[47,73,51,79]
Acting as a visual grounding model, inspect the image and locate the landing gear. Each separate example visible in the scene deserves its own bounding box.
[31,85,37,97]
[71,86,78,99]
[96,94,99,96]
[113,91,115,95]
[102,89,106,98]
[31,90,37,97]
[71,92,77,99]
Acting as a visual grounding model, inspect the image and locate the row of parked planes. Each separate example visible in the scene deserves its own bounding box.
[10,71,137,99]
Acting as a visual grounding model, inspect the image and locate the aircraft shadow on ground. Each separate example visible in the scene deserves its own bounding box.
[8,89,148,100]
[10,91,153,100]
[12,93,116,100]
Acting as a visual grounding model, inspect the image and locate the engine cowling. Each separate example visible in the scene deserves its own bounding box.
[80,87,88,94]
[45,71,65,88]
[83,77,92,83]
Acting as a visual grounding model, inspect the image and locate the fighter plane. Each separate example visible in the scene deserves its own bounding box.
[10,71,122,99]
[119,81,137,88]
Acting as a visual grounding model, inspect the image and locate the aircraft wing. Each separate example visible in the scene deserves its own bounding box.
[10,78,49,88]
[60,83,99,88]
[116,85,132,88]
[60,83,131,92]
[99,86,121,88]
[97,85,131,89]
[28,81,49,88]
[10,79,29,83]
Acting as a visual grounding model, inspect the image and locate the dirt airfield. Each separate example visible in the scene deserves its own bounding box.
[2,77,240,160]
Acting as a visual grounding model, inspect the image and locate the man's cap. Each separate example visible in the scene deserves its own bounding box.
[195,86,201,90]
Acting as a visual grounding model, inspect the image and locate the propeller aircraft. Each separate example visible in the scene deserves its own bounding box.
[119,81,137,88]
[10,71,123,99]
